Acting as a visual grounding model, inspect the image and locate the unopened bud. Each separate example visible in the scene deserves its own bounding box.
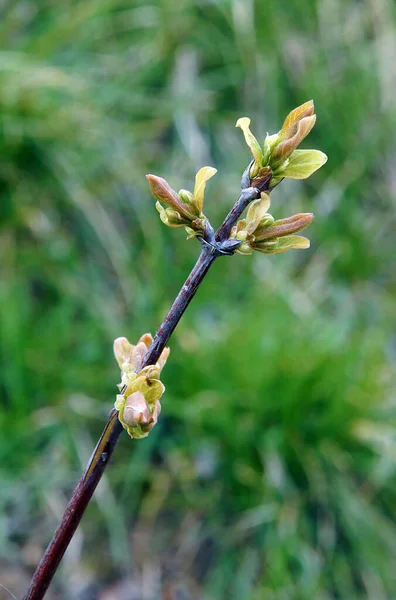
[147,174,196,220]
[280,100,314,130]
[114,337,133,370]
[138,333,154,348]
[271,115,316,166]
[178,189,195,205]
[165,207,187,225]
[254,213,314,241]
[123,391,161,430]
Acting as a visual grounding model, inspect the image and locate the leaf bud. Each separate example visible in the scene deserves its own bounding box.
[178,189,195,206]
[254,213,314,241]
[113,333,169,439]
[254,235,311,254]
[117,391,161,439]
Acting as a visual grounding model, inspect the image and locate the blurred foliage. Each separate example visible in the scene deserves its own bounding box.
[0,0,396,598]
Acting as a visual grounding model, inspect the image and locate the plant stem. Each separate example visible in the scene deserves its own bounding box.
[24,185,260,600]
[143,243,218,366]
[215,186,259,243]
[23,411,124,600]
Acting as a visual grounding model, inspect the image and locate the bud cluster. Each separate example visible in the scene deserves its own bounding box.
[113,334,170,439]
[146,166,217,239]
[146,100,327,259]
[229,193,314,255]
[236,100,327,188]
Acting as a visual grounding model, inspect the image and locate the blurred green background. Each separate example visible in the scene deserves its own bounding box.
[1,0,396,598]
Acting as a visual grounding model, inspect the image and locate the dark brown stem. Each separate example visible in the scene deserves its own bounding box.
[24,184,260,600]
[215,186,259,243]
[143,243,218,366]
[23,411,124,600]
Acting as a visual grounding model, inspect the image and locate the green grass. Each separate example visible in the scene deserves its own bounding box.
[0,0,395,597]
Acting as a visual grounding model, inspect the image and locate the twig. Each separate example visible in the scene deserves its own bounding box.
[23,181,262,599]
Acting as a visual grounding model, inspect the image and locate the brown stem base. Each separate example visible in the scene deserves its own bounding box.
[23,412,123,600]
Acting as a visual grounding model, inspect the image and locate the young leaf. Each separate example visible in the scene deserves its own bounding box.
[193,166,217,213]
[236,117,264,167]
[245,193,271,234]
[258,234,311,254]
[280,149,327,179]
[280,100,314,133]
[271,115,316,163]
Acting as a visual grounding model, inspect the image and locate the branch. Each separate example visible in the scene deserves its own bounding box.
[23,182,261,600]
[24,95,328,597]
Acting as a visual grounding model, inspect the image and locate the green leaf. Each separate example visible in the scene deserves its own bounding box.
[280,149,328,179]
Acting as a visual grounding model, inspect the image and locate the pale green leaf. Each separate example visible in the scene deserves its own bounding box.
[246,193,271,234]
[256,234,311,254]
[236,117,264,167]
[193,166,217,213]
[280,149,328,179]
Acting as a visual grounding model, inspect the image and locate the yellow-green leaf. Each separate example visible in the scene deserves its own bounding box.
[256,235,311,254]
[280,149,327,180]
[236,117,264,167]
[193,166,217,213]
[245,193,271,234]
